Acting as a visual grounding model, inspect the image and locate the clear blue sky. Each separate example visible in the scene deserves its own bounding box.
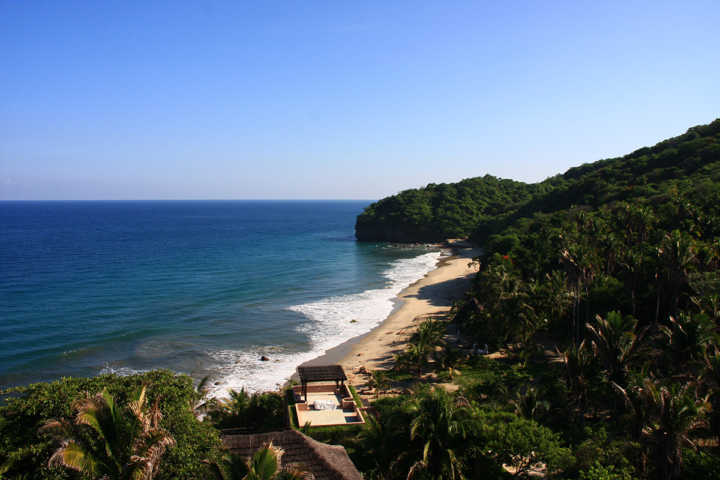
[1,1,718,200]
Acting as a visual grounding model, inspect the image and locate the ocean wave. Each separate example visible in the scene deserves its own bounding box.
[206,250,443,398]
[99,364,147,376]
[207,347,325,396]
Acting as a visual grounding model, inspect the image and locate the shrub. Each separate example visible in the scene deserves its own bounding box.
[0,370,223,479]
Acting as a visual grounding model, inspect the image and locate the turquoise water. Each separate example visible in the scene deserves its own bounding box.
[0,201,441,395]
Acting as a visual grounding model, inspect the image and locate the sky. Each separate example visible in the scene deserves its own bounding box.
[1,1,719,200]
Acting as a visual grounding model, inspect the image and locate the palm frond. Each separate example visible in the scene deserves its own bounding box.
[245,443,282,480]
[406,460,427,480]
[48,440,99,477]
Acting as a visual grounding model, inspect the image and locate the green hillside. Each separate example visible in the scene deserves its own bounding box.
[349,118,720,479]
[355,175,546,242]
[355,119,720,244]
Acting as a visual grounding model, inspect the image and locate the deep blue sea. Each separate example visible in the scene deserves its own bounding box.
[0,201,441,395]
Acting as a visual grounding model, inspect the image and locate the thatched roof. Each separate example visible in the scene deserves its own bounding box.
[222,430,362,480]
[297,365,347,383]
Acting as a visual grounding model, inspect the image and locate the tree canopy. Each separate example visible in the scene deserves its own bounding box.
[355,119,720,244]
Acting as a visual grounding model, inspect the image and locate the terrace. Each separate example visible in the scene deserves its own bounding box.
[293,365,365,427]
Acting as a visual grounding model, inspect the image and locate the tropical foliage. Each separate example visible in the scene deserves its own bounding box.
[3,119,720,479]
[40,386,175,479]
[0,371,223,479]
[206,389,286,433]
[206,444,306,480]
[356,119,720,246]
[348,118,720,479]
[356,175,550,242]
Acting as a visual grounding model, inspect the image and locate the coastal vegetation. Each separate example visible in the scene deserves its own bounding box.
[355,176,549,242]
[356,119,720,245]
[205,444,307,480]
[206,390,286,433]
[41,385,175,479]
[2,118,719,479]
[345,118,720,478]
[0,371,224,479]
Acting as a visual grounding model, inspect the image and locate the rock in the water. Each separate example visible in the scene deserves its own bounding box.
[260,355,270,361]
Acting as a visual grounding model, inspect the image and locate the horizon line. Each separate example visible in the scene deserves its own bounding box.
[0,198,377,202]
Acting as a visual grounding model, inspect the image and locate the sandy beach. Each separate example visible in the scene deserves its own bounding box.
[337,245,480,389]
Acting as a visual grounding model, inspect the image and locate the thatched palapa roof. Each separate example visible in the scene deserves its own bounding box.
[297,365,347,383]
[222,430,362,480]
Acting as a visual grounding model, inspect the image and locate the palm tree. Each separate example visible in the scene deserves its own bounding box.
[612,380,651,444]
[637,380,707,480]
[559,227,600,344]
[516,290,542,351]
[559,340,596,414]
[205,453,251,480]
[612,203,656,316]
[193,375,213,417]
[407,388,474,479]
[690,292,720,321]
[210,388,251,427]
[656,230,698,320]
[357,413,411,479]
[438,347,464,382]
[659,314,714,370]
[702,345,720,441]
[463,259,524,348]
[207,389,284,432]
[207,444,305,480]
[511,386,548,421]
[405,320,445,378]
[614,378,710,480]
[405,342,430,378]
[367,370,390,399]
[585,311,646,386]
[412,319,446,351]
[244,444,283,480]
[41,386,175,480]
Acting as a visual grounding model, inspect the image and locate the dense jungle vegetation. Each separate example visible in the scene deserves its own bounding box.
[355,175,551,242]
[343,118,720,479]
[356,119,720,244]
[2,119,719,479]
[0,372,292,479]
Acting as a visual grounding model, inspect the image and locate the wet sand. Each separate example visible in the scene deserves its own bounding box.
[299,245,480,392]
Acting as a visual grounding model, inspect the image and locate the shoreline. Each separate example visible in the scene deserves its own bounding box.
[297,244,480,390]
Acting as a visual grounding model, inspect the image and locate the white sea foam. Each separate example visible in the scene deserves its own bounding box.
[99,364,146,376]
[206,250,444,398]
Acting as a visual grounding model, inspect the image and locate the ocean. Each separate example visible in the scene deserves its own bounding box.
[0,201,442,396]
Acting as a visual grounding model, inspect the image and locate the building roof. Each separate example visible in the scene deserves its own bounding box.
[222,430,362,480]
[297,365,347,383]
